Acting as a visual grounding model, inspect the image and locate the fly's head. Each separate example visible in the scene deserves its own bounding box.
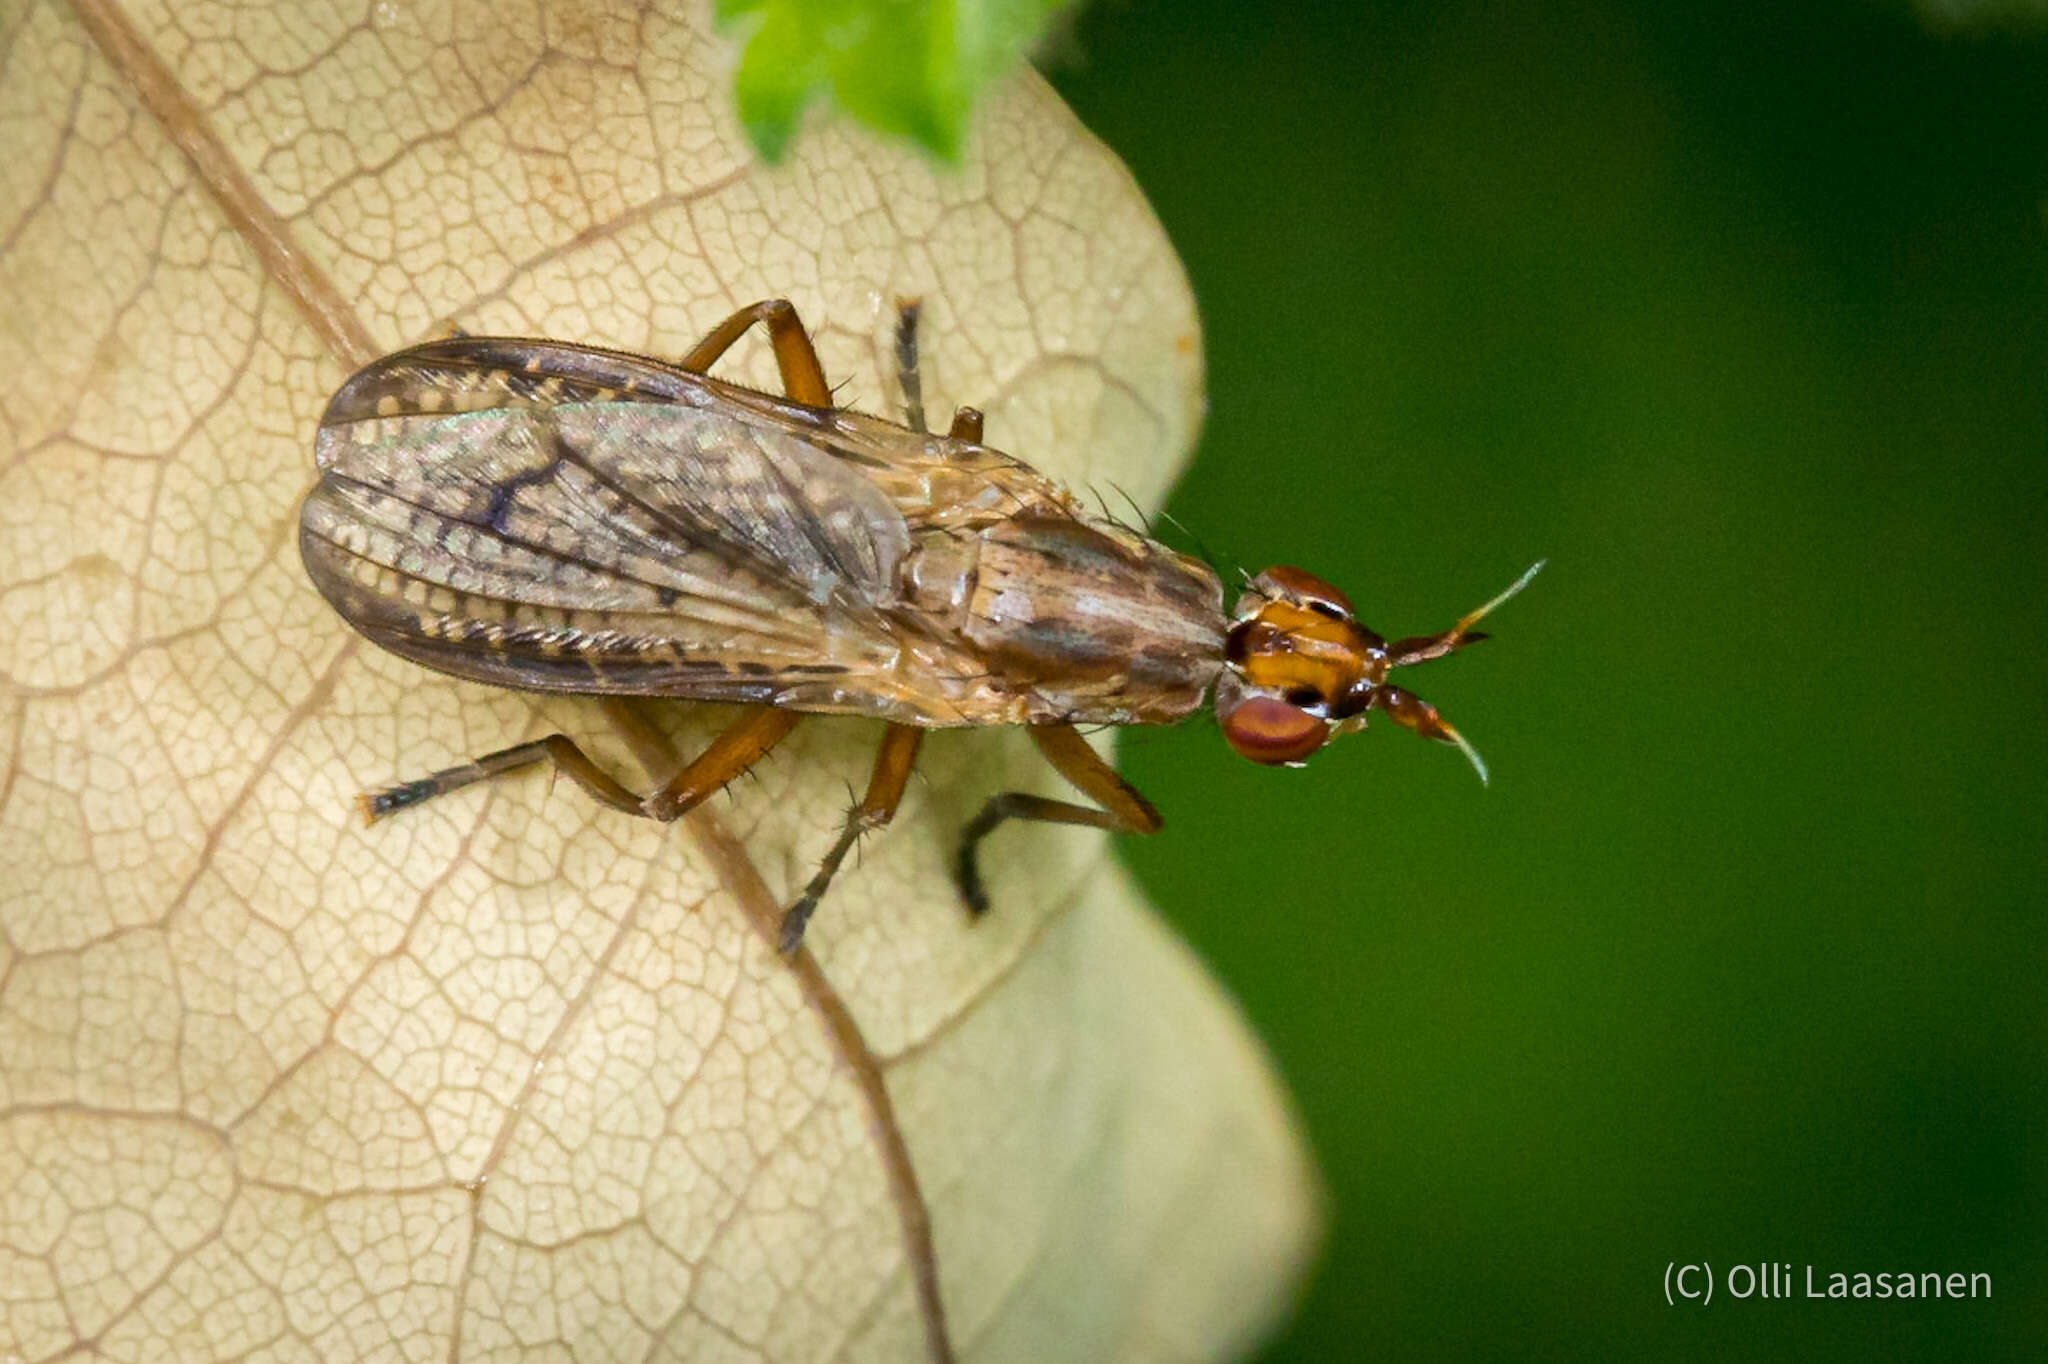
[1215,561,1544,782]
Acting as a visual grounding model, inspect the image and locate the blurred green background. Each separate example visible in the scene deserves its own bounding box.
[1041,0,2047,1358]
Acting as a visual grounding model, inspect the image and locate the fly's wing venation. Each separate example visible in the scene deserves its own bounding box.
[300,340,942,714]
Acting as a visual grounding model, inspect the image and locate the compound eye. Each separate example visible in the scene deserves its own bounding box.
[1258,564,1355,618]
[1221,696,1331,766]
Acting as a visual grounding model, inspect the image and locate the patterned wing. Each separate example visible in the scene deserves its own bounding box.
[318,335,813,427]
[300,340,956,718]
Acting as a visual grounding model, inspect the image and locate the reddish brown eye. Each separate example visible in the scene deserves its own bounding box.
[1258,564,1355,617]
[1221,697,1331,766]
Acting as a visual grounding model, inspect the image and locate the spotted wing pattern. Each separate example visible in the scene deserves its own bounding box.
[300,339,1041,723]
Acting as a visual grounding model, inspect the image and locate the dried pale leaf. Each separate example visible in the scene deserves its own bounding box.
[0,0,1319,1359]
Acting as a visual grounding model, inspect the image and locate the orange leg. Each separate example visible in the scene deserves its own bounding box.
[778,723,925,954]
[640,706,802,820]
[954,724,1162,915]
[679,298,832,407]
[358,706,798,826]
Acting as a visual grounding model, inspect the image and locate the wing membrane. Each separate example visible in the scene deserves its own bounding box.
[301,337,1091,724]
[319,336,781,427]
[302,339,943,713]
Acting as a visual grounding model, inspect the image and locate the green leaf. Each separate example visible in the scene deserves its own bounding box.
[720,0,1073,163]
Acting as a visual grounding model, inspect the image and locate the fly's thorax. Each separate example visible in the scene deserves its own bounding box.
[905,514,1226,723]
[900,529,979,621]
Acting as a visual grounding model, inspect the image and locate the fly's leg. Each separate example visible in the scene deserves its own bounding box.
[892,297,984,442]
[779,723,925,955]
[954,724,1163,916]
[358,706,799,825]
[360,735,645,823]
[893,299,929,434]
[639,705,802,820]
[680,299,832,407]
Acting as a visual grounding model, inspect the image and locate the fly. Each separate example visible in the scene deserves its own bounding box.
[298,299,1540,953]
